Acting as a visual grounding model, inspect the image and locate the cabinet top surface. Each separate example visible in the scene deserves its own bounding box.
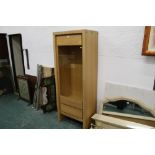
[53,29,98,36]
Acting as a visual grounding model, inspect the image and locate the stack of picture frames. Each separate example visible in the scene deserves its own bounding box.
[33,65,56,112]
[142,26,155,56]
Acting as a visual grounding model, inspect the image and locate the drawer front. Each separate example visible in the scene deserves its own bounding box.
[60,95,83,110]
[56,35,82,46]
[60,104,83,121]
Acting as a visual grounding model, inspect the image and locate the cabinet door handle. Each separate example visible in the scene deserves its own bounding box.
[66,35,70,38]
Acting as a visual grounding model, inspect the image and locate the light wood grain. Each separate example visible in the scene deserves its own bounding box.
[56,35,82,46]
[53,34,62,120]
[92,114,154,129]
[82,30,98,128]
[60,95,82,109]
[102,111,155,121]
[61,104,83,121]
[53,29,98,128]
[102,111,155,127]
[53,29,97,36]
[142,26,155,56]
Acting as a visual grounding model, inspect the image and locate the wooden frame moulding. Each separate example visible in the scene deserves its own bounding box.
[142,26,155,56]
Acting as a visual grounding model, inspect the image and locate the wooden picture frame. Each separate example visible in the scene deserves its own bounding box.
[142,26,155,56]
[17,75,31,103]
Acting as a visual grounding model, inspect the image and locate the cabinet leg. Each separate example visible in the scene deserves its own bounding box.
[83,120,90,129]
[58,113,64,121]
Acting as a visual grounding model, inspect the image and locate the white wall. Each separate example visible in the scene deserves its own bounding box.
[1,26,155,107]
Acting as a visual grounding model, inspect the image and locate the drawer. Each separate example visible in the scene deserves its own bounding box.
[60,95,83,109]
[60,104,83,121]
[56,35,82,46]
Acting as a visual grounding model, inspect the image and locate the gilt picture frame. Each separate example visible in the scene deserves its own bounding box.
[142,26,155,56]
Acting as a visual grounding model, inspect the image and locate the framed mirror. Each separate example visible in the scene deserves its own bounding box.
[142,26,155,56]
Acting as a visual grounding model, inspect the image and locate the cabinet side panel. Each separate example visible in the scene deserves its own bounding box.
[53,35,61,120]
[83,31,98,128]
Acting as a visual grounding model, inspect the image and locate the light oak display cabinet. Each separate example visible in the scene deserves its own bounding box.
[53,30,98,128]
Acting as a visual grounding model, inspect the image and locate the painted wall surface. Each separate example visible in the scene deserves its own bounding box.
[0,26,155,108]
